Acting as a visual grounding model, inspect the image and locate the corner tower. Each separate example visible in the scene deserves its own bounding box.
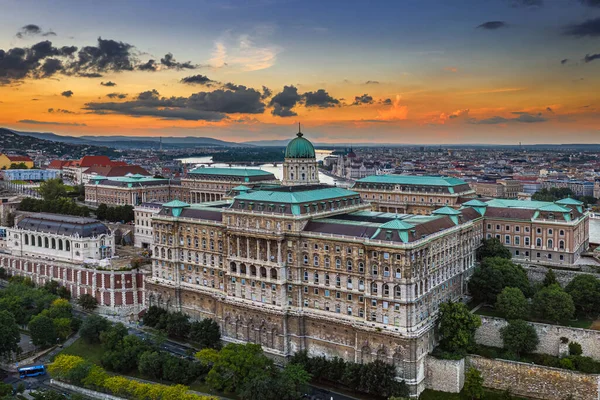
[282,125,319,186]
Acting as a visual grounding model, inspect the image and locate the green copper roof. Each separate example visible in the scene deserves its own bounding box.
[485,199,554,210]
[235,186,358,204]
[556,198,583,206]
[106,176,167,183]
[537,204,572,212]
[432,206,462,215]
[356,175,467,186]
[463,199,488,207]
[163,200,190,208]
[231,185,251,191]
[285,132,316,159]
[189,167,274,177]
[378,219,415,230]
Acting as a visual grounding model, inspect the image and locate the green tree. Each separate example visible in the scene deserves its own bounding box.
[79,314,110,344]
[29,314,58,347]
[463,367,485,400]
[96,204,108,221]
[565,274,600,317]
[16,382,26,393]
[532,187,574,202]
[189,319,221,349]
[57,286,71,300]
[500,319,539,356]
[100,323,128,351]
[138,351,164,380]
[164,312,191,339]
[143,306,167,327]
[0,310,21,360]
[197,343,276,393]
[39,178,67,201]
[77,293,98,311]
[532,284,575,322]
[44,298,73,319]
[477,238,512,260]
[495,287,528,320]
[543,268,558,287]
[437,301,481,356]
[54,317,73,341]
[468,257,532,304]
[0,383,13,397]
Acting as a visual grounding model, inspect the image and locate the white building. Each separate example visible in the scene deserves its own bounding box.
[282,129,319,186]
[3,213,115,264]
[134,203,162,249]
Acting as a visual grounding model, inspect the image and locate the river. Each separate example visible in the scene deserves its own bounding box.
[178,150,345,187]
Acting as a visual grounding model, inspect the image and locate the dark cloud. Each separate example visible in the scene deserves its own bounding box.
[508,0,543,7]
[48,108,75,114]
[41,58,63,77]
[181,74,216,86]
[583,53,600,63]
[579,0,600,7]
[106,93,128,99]
[223,82,241,90]
[469,112,547,124]
[138,59,157,71]
[18,119,86,126]
[477,21,507,30]
[72,37,135,74]
[303,89,340,108]
[380,98,393,105]
[561,58,569,65]
[546,107,554,113]
[160,53,195,70]
[101,81,116,86]
[16,24,56,39]
[269,85,301,117]
[78,72,103,78]
[563,17,600,38]
[61,90,73,97]
[261,86,272,100]
[85,86,265,121]
[352,94,374,105]
[364,80,380,85]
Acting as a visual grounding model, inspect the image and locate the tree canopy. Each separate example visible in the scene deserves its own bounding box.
[495,287,529,320]
[468,257,532,304]
[437,301,481,356]
[532,284,575,322]
[500,319,539,356]
[565,274,600,317]
[476,238,512,261]
[0,310,21,360]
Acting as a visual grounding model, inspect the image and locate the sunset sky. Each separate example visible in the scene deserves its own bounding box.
[0,0,599,144]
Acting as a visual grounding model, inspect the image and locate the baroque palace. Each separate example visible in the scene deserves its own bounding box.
[146,131,484,395]
[144,130,589,396]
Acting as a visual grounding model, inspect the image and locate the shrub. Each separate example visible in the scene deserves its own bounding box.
[569,342,583,356]
[500,320,539,356]
[559,358,574,370]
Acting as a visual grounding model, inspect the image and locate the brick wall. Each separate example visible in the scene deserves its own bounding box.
[425,356,464,393]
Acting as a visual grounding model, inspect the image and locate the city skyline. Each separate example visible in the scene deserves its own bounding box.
[1,0,599,144]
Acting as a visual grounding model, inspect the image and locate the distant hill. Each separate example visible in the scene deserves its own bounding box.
[0,128,121,158]
[13,130,241,149]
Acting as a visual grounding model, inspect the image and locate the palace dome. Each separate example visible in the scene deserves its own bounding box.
[285,131,315,159]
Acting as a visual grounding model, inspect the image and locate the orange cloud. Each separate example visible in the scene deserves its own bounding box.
[444,67,458,73]
[377,95,408,121]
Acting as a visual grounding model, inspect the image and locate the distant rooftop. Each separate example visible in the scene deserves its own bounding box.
[17,213,109,237]
[189,167,275,177]
[356,175,468,186]
[234,185,359,204]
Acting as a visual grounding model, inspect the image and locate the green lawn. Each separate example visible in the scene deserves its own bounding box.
[57,337,105,365]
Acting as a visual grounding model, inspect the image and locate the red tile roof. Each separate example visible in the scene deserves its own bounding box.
[84,165,150,177]
[6,155,32,162]
[48,160,69,169]
[77,156,114,168]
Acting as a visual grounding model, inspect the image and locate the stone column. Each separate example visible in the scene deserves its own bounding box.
[246,237,250,259]
[76,270,82,298]
[237,236,240,257]
[256,239,260,260]
[267,241,271,263]
[277,241,282,264]
[110,273,115,308]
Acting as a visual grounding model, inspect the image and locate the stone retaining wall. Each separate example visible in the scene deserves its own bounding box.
[50,380,125,400]
[476,316,600,361]
[523,264,600,287]
[467,355,600,400]
[424,356,464,393]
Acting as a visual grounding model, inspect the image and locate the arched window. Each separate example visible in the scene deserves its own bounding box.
[372,265,378,275]
[230,262,237,273]
[536,238,542,247]
[240,264,247,274]
[371,282,378,294]
[44,237,49,248]
[314,272,319,283]
[271,269,277,279]
[395,268,401,279]
[260,267,267,278]
[384,266,390,277]
[395,285,401,298]
[347,260,353,271]
[24,235,29,245]
[548,239,553,248]
[383,284,390,296]
[335,258,341,268]
[37,236,42,247]
[313,255,319,266]
[65,240,71,251]
[324,257,330,268]
[59,240,64,251]
[250,265,257,276]
[336,275,341,287]
[559,240,565,249]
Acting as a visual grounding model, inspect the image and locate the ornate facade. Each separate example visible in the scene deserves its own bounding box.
[352,175,476,214]
[85,175,190,206]
[145,185,483,395]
